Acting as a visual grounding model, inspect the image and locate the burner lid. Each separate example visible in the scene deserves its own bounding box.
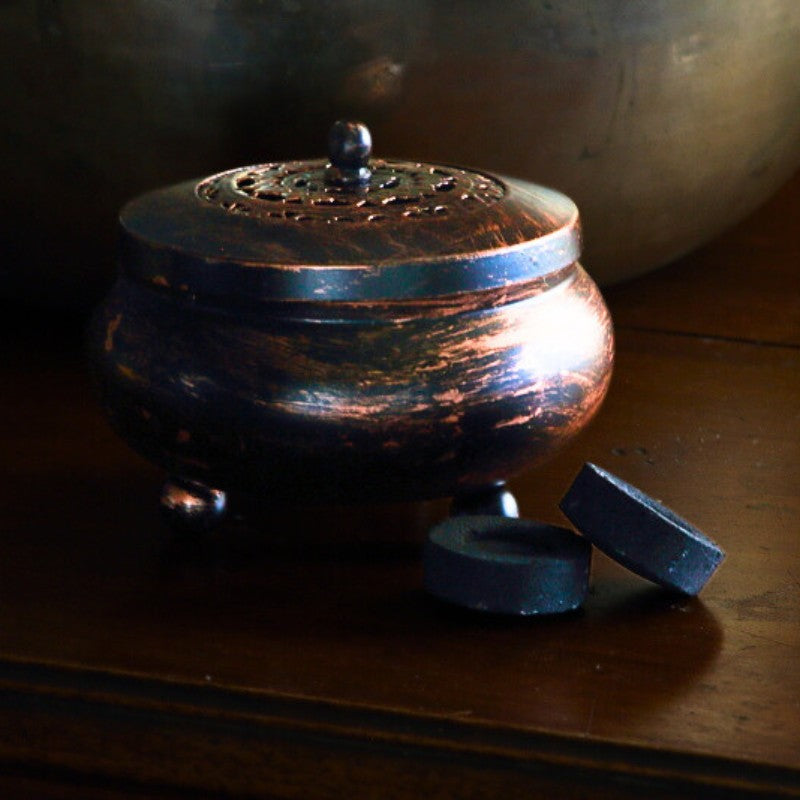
[119,121,581,302]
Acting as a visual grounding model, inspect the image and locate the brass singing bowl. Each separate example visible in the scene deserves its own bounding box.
[3,0,800,307]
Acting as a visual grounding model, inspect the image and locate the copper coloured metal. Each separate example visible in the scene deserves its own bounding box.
[89,123,614,510]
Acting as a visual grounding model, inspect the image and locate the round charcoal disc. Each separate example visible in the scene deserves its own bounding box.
[559,463,725,595]
[423,516,591,615]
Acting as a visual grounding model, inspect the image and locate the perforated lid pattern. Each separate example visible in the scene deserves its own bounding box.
[195,159,506,224]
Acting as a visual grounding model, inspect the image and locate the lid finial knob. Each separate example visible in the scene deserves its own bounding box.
[326,120,372,187]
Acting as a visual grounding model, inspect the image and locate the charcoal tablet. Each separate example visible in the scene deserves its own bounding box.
[424,515,591,615]
[559,463,725,595]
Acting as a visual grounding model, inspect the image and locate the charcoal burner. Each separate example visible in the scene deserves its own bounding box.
[88,121,614,531]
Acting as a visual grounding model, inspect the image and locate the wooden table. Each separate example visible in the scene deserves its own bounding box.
[1,173,799,798]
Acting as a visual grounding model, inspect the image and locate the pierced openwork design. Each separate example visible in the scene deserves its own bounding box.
[196,159,505,224]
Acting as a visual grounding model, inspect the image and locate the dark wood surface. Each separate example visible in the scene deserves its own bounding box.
[0,171,798,798]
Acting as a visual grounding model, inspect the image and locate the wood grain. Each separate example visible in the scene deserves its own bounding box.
[0,173,799,797]
[606,170,800,346]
